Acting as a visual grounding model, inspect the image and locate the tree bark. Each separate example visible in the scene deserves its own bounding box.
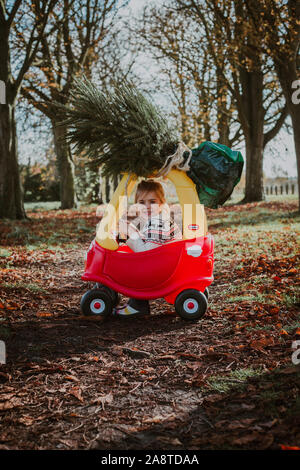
[216,70,230,147]
[241,70,265,202]
[289,105,300,212]
[52,122,76,209]
[276,62,300,211]
[0,99,26,219]
[0,21,25,219]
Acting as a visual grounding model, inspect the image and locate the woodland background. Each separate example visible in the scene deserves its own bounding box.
[0,0,299,216]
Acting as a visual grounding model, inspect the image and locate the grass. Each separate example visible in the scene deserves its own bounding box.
[207,367,263,394]
[24,201,99,212]
[2,282,49,294]
[0,248,12,258]
[210,206,300,232]
[226,293,268,303]
[224,192,298,206]
[282,319,300,333]
[1,213,95,249]
[282,292,300,309]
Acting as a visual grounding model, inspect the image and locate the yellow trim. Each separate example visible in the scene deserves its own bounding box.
[167,169,207,239]
[95,170,207,250]
[95,173,136,250]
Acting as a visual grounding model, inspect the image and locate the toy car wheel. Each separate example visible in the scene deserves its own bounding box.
[99,285,121,307]
[94,284,120,306]
[80,289,113,317]
[204,287,209,300]
[175,289,208,321]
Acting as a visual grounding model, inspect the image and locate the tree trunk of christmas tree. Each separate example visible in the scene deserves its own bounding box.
[0,92,26,219]
[52,122,76,209]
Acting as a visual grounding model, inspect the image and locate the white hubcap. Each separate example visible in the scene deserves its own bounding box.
[90,298,105,314]
[183,298,199,313]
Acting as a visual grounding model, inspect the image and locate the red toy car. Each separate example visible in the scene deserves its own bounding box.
[80,170,214,321]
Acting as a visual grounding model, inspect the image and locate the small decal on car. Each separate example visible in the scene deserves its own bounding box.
[187,245,202,257]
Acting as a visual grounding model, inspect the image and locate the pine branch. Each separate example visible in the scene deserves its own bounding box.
[57,77,178,177]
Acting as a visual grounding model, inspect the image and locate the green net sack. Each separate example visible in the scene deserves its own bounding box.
[187,141,244,208]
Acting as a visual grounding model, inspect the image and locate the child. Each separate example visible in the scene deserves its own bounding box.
[114,179,182,317]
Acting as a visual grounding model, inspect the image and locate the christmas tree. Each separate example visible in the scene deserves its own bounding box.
[59,77,243,208]
[60,78,185,178]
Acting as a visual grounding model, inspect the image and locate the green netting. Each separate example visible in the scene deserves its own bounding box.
[187,141,244,208]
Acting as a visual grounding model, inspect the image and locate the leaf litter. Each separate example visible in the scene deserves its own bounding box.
[0,201,299,450]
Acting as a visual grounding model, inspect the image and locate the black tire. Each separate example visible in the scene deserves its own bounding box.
[175,289,208,321]
[80,289,113,317]
[94,284,120,306]
[204,287,209,300]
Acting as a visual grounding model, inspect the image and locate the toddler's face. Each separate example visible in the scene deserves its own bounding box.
[136,190,162,217]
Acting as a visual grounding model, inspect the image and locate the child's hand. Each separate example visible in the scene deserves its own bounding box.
[128,222,142,239]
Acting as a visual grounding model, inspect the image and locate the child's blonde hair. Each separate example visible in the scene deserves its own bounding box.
[134,179,166,204]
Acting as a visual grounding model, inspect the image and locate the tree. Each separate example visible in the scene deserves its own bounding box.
[245,0,300,210]
[20,0,128,209]
[135,5,243,149]
[0,0,55,219]
[174,0,288,202]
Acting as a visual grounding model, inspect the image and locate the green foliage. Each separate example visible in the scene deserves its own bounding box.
[21,162,60,202]
[60,77,178,178]
[74,156,100,204]
[207,368,263,394]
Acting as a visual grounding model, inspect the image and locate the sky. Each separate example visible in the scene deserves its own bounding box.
[18,0,297,178]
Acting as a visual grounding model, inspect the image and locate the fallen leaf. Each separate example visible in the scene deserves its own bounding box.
[250,336,274,350]
[232,433,259,445]
[69,387,83,402]
[65,375,79,383]
[143,414,176,424]
[0,398,22,410]
[240,403,256,410]
[280,445,300,450]
[227,418,256,430]
[59,439,79,448]
[93,392,113,409]
[280,329,288,335]
[0,393,16,401]
[36,312,53,317]
[260,419,278,429]
[18,415,35,426]
[157,354,177,360]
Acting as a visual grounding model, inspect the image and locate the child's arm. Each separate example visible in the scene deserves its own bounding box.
[126,217,160,252]
[126,235,160,252]
[172,221,182,240]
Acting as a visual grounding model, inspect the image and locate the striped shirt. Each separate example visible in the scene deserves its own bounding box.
[125,214,182,252]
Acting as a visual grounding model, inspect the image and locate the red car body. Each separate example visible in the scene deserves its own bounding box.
[82,234,214,305]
